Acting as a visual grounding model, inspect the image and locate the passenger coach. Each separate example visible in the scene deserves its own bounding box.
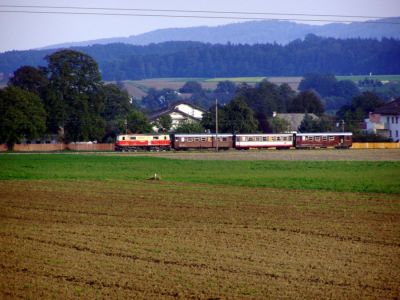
[235,134,294,149]
[172,133,233,150]
[295,132,352,149]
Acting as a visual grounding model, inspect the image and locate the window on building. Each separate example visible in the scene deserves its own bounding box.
[396,130,399,137]
[389,130,392,137]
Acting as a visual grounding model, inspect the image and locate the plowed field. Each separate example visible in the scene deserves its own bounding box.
[1,180,399,299]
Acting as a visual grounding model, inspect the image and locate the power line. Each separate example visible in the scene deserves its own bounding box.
[0,5,399,24]
[0,4,390,19]
[0,9,399,24]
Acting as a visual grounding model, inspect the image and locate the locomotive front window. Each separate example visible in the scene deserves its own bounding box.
[122,137,126,140]
[153,136,159,140]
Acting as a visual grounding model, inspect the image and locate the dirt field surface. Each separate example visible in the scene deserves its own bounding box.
[112,149,400,161]
[1,180,399,299]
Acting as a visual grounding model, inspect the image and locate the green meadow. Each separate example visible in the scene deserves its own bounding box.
[0,154,399,194]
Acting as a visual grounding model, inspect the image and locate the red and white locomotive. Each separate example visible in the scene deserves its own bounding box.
[115,134,171,151]
[115,132,352,151]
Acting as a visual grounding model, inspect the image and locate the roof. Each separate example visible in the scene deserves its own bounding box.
[149,108,201,122]
[296,132,352,136]
[373,98,400,115]
[149,101,206,121]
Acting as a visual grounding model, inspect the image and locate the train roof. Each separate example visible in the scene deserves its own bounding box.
[173,133,233,137]
[296,132,352,136]
[235,133,293,136]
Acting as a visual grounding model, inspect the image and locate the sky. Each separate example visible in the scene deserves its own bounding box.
[0,0,399,53]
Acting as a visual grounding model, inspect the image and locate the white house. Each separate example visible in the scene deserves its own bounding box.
[364,98,400,141]
[149,102,206,132]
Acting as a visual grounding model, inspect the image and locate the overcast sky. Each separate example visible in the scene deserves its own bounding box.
[0,0,399,52]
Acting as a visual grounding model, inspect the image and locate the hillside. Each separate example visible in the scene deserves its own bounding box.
[1,35,399,81]
[40,17,400,49]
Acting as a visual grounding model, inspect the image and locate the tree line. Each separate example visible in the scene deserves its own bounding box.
[0,50,152,148]
[1,50,392,148]
[1,35,399,82]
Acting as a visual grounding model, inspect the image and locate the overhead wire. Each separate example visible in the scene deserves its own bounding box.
[0,4,399,24]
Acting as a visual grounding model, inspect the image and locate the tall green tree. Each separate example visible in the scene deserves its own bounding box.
[174,121,205,133]
[270,117,291,133]
[126,110,152,133]
[154,114,173,132]
[102,83,131,141]
[0,86,46,149]
[289,90,325,116]
[8,66,48,97]
[337,91,384,132]
[223,98,258,133]
[45,50,105,142]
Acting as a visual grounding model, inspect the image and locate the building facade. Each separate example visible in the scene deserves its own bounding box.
[364,98,400,141]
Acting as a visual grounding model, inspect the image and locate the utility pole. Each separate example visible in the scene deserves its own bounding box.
[215,99,218,152]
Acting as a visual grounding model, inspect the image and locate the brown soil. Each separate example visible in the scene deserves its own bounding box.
[1,180,399,299]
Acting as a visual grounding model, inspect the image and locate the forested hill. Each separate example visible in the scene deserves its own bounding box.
[41,18,400,49]
[1,35,399,81]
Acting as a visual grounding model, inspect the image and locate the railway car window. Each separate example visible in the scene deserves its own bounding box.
[222,138,227,141]
[181,137,185,142]
[194,137,200,142]
[187,138,193,142]
[277,137,281,141]
[201,137,206,142]
[346,136,351,140]
[323,136,327,141]
[329,136,334,141]
[315,136,321,141]
[129,137,135,140]
[248,137,254,141]
[263,137,267,141]
[308,136,314,141]
[208,137,212,142]
[283,137,287,141]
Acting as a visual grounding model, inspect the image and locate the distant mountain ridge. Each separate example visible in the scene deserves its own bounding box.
[41,17,400,49]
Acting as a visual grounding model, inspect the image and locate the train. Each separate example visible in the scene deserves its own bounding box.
[115,132,353,151]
